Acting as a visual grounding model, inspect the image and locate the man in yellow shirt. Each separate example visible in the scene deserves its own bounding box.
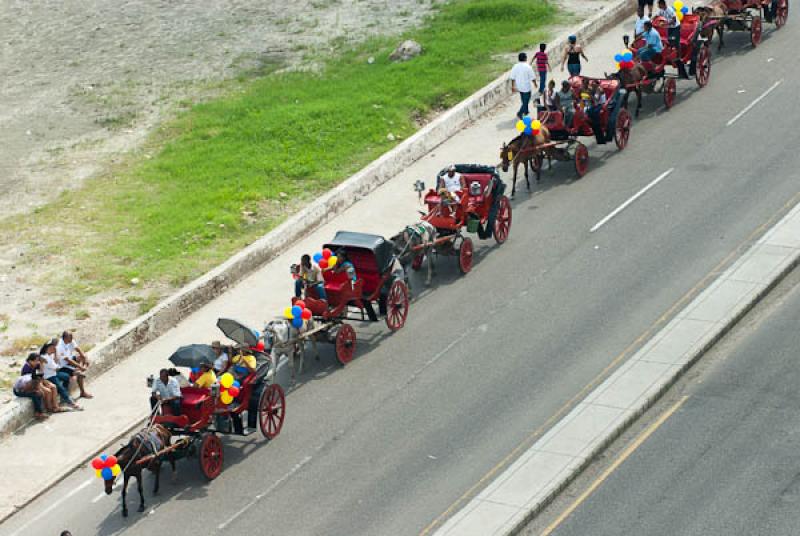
[193,362,217,389]
[231,352,257,382]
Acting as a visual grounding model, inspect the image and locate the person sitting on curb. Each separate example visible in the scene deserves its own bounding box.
[21,353,63,414]
[150,368,182,415]
[193,361,217,389]
[211,340,229,374]
[40,340,80,410]
[13,368,48,421]
[56,331,92,399]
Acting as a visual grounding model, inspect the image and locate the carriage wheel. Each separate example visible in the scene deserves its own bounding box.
[614,108,632,151]
[775,0,788,27]
[258,383,286,440]
[663,78,677,109]
[459,237,474,274]
[751,16,762,46]
[695,46,711,88]
[410,254,424,271]
[335,324,356,365]
[384,279,409,331]
[574,143,590,178]
[199,433,224,480]
[493,196,512,245]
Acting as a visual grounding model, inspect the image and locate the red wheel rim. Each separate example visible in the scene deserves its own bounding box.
[459,238,473,274]
[751,16,762,46]
[199,434,223,480]
[776,0,788,27]
[259,384,285,440]
[695,47,711,88]
[335,324,356,365]
[493,196,512,244]
[574,143,589,177]
[615,109,631,150]
[385,280,409,331]
[664,78,676,108]
[411,254,424,271]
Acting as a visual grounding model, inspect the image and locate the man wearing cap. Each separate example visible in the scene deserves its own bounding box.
[509,52,536,119]
[211,341,229,374]
[638,20,663,62]
[437,165,466,201]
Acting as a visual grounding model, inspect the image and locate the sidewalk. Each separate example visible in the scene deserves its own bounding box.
[0,3,635,523]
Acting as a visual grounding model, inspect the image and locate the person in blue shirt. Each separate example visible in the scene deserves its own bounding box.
[333,250,357,285]
[638,20,663,62]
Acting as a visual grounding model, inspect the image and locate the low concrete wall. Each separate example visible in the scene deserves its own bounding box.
[0,0,635,438]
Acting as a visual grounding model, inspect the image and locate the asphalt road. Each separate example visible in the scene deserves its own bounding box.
[527,268,800,536]
[3,16,800,536]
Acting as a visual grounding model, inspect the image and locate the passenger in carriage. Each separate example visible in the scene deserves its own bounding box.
[555,80,575,127]
[150,368,182,415]
[332,249,358,286]
[193,361,217,389]
[230,350,257,383]
[211,340,229,374]
[437,164,466,201]
[655,0,690,78]
[587,81,608,145]
[294,254,327,301]
[638,20,663,62]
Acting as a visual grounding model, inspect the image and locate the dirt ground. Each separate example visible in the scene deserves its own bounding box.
[0,0,609,400]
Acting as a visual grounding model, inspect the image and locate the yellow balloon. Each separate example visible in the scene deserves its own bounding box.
[531,119,542,130]
[283,306,294,319]
[111,464,121,476]
[221,392,234,405]
[95,469,103,479]
[328,256,338,268]
[674,0,684,9]
[616,62,621,70]
[220,372,234,389]
[516,120,525,132]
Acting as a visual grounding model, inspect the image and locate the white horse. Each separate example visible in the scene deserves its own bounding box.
[263,319,318,379]
[390,221,438,289]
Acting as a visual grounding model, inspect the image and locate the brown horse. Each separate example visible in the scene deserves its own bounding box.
[499,127,551,198]
[608,64,649,117]
[104,424,175,517]
[694,1,727,50]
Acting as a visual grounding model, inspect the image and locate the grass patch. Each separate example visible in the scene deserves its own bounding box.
[4,0,556,294]
[75,309,91,320]
[137,294,162,316]
[109,317,126,329]
[1,334,46,357]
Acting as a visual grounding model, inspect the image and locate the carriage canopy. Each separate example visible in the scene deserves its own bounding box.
[324,231,395,275]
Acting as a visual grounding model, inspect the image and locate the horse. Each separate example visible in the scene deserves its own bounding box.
[499,127,551,198]
[264,319,317,379]
[694,0,727,50]
[390,221,438,291]
[105,424,175,517]
[607,63,649,117]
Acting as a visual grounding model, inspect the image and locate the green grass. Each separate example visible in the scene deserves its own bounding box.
[7,0,556,295]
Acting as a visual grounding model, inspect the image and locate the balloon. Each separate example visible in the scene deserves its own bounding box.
[301,308,312,320]
[291,317,303,329]
[91,458,104,470]
[313,252,323,263]
[100,454,108,461]
[516,120,525,132]
[322,248,332,259]
[531,119,542,130]
[673,0,684,9]
[522,116,532,126]
[616,62,621,70]
[221,392,234,405]
[284,306,294,319]
[294,300,306,310]
[327,256,338,268]
[255,341,265,352]
[220,372,234,389]
[106,455,118,467]
[614,53,623,62]
[291,306,302,319]
[681,5,689,13]
[524,127,533,135]
[111,464,121,476]
[191,367,200,374]
[228,386,240,398]
[101,467,113,481]
[95,469,103,478]
[623,51,633,61]
[319,258,329,269]
[232,380,240,389]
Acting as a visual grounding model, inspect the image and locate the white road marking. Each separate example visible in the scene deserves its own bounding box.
[9,479,92,536]
[590,169,674,233]
[726,80,782,126]
[217,455,313,530]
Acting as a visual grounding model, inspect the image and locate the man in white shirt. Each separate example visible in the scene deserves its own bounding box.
[211,341,229,374]
[56,331,92,399]
[634,7,649,38]
[150,368,182,415]
[510,52,537,119]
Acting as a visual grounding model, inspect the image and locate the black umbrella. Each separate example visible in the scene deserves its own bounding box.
[168,344,217,368]
[216,318,258,347]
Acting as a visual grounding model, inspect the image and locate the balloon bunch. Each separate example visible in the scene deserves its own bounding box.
[674,0,689,21]
[313,248,338,270]
[515,116,542,136]
[614,50,635,70]
[91,454,121,481]
[219,372,241,405]
[284,301,313,329]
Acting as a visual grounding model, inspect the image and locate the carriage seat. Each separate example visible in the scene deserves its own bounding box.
[155,386,212,429]
[345,249,383,296]
[462,173,494,203]
[322,270,364,308]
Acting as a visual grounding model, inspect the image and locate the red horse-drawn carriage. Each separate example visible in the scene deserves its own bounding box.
[704,0,789,47]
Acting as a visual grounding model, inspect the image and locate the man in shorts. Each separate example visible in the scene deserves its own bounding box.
[56,331,92,399]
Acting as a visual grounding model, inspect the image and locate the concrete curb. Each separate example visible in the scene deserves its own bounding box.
[0,0,637,439]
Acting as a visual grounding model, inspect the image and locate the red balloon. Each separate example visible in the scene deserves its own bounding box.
[301,308,312,320]
[105,455,118,468]
[322,248,332,259]
[319,258,329,269]
[255,341,265,351]
[295,300,306,310]
[91,458,104,470]
[228,386,240,398]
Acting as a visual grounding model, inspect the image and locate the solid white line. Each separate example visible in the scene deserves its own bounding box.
[217,455,313,530]
[726,80,782,126]
[9,479,93,536]
[590,168,674,233]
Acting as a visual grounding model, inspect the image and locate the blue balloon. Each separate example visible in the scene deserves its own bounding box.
[313,252,323,263]
[232,380,240,389]
[681,6,689,13]
[524,127,533,135]
[614,53,623,62]
[623,51,633,61]
[291,317,303,329]
[522,116,533,126]
[191,367,200,374]
[100,454,108,461]
[101,467,113,480]
[291,305,302,318]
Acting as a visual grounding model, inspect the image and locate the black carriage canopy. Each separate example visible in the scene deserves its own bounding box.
[437,163,502,181]
[323,231,395,274]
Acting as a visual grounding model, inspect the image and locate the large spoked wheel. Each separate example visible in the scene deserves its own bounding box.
[199,433,224,480]
[385,279,409,331]
[751,16,763,46]
[410,254,424,271]
[574,142,589,177]
[663,78,676,109]
[335,323,356,365]
[458,237,474,274]
[775,0,788,27]
[614,108,632,151]
[695,46,711,88]
[493,196,512,245]
[258,383,286,440]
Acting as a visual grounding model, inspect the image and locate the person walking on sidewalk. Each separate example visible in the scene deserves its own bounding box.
[560,35,588,77]
[533,43,551,95]
[510,52,536,119]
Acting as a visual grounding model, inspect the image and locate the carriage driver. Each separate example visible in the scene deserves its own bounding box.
[437,164,467,201]
[150,368,181,415]
[638,20,663,62]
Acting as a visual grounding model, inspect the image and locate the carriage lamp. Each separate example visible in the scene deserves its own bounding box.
[146,374,154,388]
[414,180,426,201]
